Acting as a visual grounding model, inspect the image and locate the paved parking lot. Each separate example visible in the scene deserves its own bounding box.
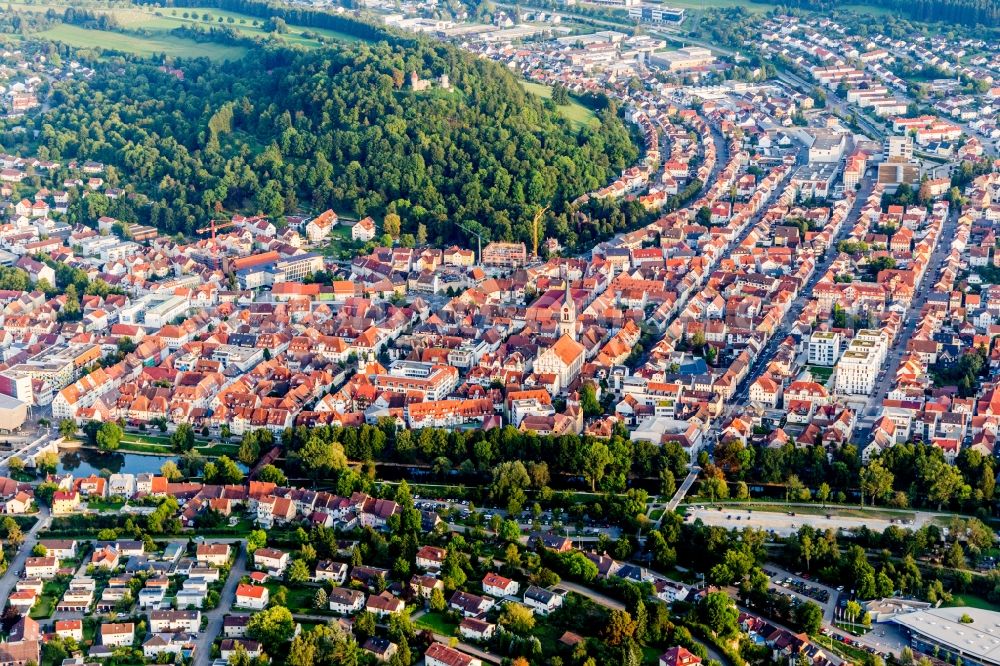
[829,622,909,659]
[685,506,920,537]
[854,623,909,655]
[763,564,838,622]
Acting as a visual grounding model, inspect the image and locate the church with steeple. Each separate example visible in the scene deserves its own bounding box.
[559,275,577,340]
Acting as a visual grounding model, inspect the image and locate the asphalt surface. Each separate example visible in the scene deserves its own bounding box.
[858,205,958,422]
[764,563,838,622]
[684,505,936,538]
[195,543,247,665]
[0,506,49,606]
[725,166,876,418]
[666,467,701,514]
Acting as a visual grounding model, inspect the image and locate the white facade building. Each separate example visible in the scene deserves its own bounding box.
[808,331,841,366]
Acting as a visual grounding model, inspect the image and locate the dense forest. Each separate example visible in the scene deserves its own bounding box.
[750,0,999,28]
[15,9,637,248]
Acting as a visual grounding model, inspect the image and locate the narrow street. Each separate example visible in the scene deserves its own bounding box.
[0,506,49,606]
[195,543,247,665]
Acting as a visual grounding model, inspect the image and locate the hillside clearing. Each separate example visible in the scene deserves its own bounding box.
[521,80,599,128]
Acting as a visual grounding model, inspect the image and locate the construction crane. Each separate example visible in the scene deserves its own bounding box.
[457,222,485,267]
[531,205,549,259]
[196,218,239,270]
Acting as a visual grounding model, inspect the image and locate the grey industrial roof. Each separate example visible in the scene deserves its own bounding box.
[893,606,1000,665]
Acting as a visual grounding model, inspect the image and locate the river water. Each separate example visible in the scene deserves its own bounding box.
[57,449,177,477]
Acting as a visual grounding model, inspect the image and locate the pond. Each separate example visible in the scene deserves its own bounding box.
[57,449,177,477]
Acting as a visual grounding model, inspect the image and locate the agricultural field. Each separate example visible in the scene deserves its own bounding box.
[836,3,898,16]
[125,5,369,45]
[35,23,248,61]
[661,0,771,11]
[521,80,599,128]
[14,2,371,60]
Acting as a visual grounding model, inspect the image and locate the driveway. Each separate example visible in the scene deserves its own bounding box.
[557,580,626,611]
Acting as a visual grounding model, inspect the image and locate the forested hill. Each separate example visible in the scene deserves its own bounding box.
[26,38,637,248]
[751,0,999,28]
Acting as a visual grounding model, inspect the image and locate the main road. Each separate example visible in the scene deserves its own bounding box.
[0,432,58,471]
[853,203,958,441]
[724,173,877,418]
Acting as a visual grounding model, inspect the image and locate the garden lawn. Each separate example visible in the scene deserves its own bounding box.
[118,433,239,458]
[806,365,834,382]
[415,611,458,636]
[642,645,665,664]
[316,224,356,257]
[86,498,127,512]
[531,621,566,656]
[264,582,320,612]
[31,579,70,620]
[29,593,55,619]
[197,442,242,457]
[193,519,257,537]
[945,594,1000,613]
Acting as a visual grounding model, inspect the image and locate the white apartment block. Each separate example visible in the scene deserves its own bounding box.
[808,331,841,366]
[835,337,885,396]
[854,329,889,363]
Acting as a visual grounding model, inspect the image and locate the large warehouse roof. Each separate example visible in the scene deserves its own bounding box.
[893,607,1000,666]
